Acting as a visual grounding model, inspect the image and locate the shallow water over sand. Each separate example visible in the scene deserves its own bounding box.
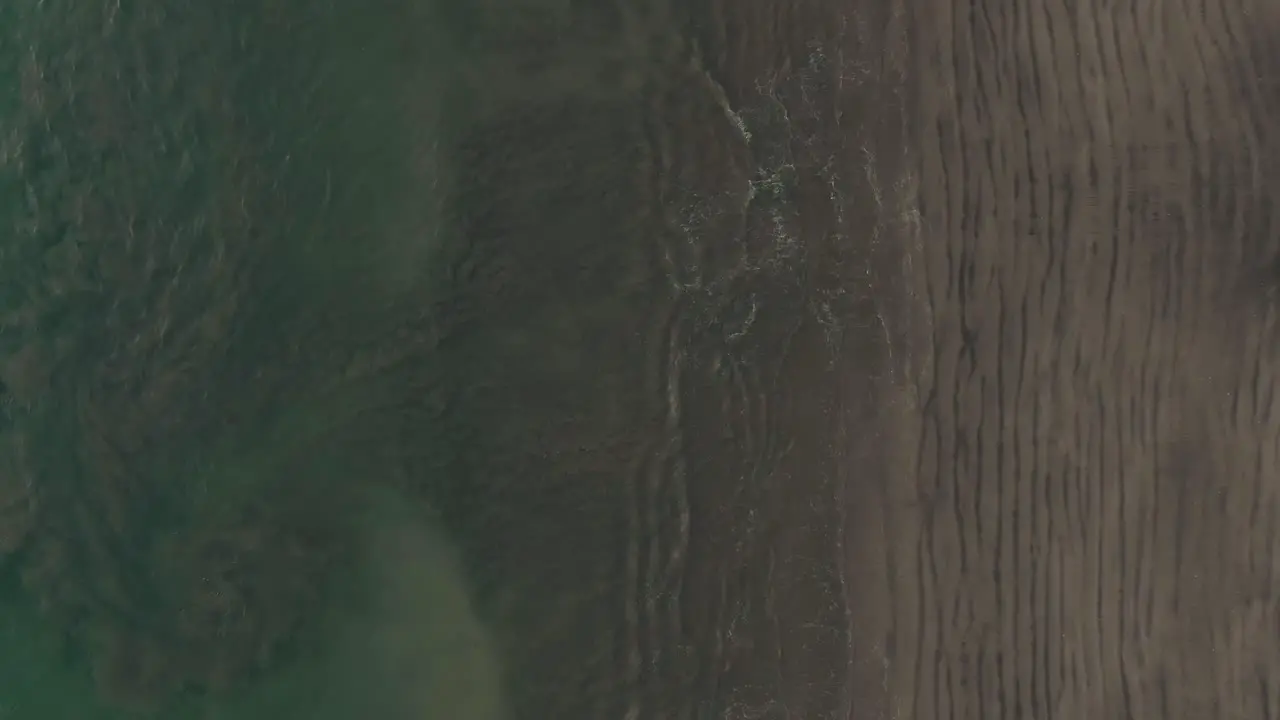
[0,1,903,717]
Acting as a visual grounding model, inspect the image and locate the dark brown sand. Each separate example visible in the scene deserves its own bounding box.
[870,0,1280,718]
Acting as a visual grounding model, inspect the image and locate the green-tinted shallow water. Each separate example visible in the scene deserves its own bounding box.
[0,1,506,716]
[0,489,506,719]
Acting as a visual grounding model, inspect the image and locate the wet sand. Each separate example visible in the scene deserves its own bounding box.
[880,0,1280,718]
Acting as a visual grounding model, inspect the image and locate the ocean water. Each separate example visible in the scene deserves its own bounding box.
[0,0,906,718]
